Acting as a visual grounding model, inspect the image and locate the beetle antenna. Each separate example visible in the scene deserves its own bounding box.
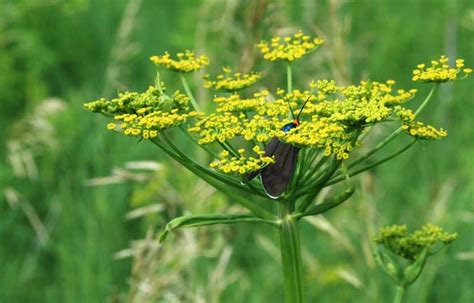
[296,96,311,121]
[285,99,297,120]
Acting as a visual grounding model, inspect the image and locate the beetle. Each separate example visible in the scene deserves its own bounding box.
[245,97,311,199]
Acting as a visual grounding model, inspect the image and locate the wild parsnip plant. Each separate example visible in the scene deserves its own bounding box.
[84,31,471,302]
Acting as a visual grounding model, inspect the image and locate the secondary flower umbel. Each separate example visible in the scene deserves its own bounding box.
[203,67,261,92]
[412,55,472,83]
[150,50,209,73]
[257,30,324,62]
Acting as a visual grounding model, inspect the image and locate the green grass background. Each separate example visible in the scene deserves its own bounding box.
[0,0,472,302]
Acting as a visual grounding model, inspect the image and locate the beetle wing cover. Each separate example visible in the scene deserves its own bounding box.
[261,138,299,199]
[242,138,281,183]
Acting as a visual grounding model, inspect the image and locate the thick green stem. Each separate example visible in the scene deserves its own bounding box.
[180,73,201,111]
[393,286,406,303]
[279,203,304,303]
[287,62,293,93]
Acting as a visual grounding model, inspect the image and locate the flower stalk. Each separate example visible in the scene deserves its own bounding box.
[287,62,293,93]
[180,73,201,111]
[394,286,406,303]
[279,202,304,303]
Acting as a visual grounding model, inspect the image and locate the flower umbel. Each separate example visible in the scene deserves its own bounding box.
[209,147,275,174]
[258,30,324,62]
[373,223,458,301]
[373,223,457,261]
[150,50,209,73]
[204,67,261,92]
[84,85,197,139]
[402,121,447,140]
[412,55,472,83]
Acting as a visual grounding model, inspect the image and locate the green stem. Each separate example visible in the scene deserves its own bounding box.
[294,172,354,219]
[150,137,274,219]
[394,286,406,303]
[159,133,266,197]
[298,151,328,190]
[296,156,340,209]
[287,149,307,196]
[287,62,293,93]
[413,84,438,118]
[279,203,304,303]
[348,84,438,169]
[180,73,201,111]
[218,141,240,158]
[299,127,361,195]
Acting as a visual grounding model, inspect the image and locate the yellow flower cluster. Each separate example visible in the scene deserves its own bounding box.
[374,224,457,260]
[189,71,453,174]
[86,34,467,179]
[277,118,353,159]
[308,80,417,126]
[393,106,415,123]
[84,86,189,114]
[309,79,338,96]
[276,89,315,109]
[188,112,247,144]
[203,67,261,91]
[402,121,447,140]
[213,90,288,116]
[257,31,324,62]
[412,55,472,82]
[190,76,443,170]
[209,147,275,175]
[150,50,209,73]
[393,106,447,140]
[110,109,195,139]
[188,111,283,145]
[84,86,194,139]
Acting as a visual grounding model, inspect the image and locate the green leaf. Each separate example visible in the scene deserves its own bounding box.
[373,246,402,283]
[159,213,278,243]
[402,248,428,286]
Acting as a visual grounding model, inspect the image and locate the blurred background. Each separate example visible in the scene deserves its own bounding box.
[0,0,472,302]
